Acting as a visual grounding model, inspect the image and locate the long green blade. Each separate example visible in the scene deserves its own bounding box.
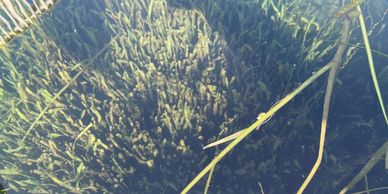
[357,5,388,126]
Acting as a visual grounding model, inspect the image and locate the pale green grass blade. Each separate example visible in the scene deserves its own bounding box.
[357,4,388,126]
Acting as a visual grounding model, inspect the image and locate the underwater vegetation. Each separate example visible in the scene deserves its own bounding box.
[0,0,387,193]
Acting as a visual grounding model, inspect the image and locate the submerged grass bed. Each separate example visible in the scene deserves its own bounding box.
[0,0,387,193]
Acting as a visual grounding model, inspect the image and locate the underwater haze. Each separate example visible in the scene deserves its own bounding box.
[1,0,388,193]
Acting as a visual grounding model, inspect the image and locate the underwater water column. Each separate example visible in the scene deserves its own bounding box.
[0,0,58,45]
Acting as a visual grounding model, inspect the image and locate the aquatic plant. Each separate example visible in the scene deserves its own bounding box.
[0,0,387,193]
[181,0,388,193]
